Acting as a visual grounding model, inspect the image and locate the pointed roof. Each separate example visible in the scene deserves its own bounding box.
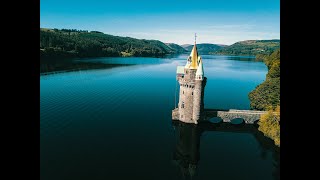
[196,57,204,76]
[189,42,198,69]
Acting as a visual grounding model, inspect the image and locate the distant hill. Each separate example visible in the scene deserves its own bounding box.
[216,44,228,47]
[184,43,225,54]
[181,44,192,48]
[40,28,181,59]
[214,40,280,56]
[165,43,187,53]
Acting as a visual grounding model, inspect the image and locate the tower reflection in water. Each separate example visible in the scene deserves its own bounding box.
[172,121,201,179]
[171,120,280,180]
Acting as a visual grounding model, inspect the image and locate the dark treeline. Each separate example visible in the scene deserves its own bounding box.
[249,48,280,110]
[40,58,131,74]
[40,28,181,59]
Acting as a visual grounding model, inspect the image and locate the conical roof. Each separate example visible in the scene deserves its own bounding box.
[196,58,204,76]
[189,42,198,69]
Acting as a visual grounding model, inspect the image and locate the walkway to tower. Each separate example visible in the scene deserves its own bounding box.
[172,108,268,124]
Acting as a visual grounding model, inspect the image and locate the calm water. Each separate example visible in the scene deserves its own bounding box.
[40,55,279,180]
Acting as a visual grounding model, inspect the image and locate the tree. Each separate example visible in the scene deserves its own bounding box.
[258,105,280,146]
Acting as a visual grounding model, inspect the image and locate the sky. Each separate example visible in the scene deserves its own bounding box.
[40,0,280,45]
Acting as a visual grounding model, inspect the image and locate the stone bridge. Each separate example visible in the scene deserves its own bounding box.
[172,108,267,124]
[205,109,266,124]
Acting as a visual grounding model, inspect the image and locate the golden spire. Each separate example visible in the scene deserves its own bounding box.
[189,33,198,69]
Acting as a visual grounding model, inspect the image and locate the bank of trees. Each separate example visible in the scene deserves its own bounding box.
[249,48,280,110]
[249,48,280,146]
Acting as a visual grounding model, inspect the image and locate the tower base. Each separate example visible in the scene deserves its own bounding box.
[172,108,206,124]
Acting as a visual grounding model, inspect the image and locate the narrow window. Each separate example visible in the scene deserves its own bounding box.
[183,91,184,94]
[192,92,193,95]
[181,102,184,108]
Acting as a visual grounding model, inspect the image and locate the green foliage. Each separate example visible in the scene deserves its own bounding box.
[40,28,183,59]
[249,77,280,110]
[258,106,280,147]
[265,48,280,69]
[268,61,280,78]
[249,49,280,110]
[214,40,280,56]
[255,54,269,61]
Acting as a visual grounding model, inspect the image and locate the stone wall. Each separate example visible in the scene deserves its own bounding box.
[177,69,197,123]
[192,80,202,122]
[172,108,180,120]
[174,108,267,124]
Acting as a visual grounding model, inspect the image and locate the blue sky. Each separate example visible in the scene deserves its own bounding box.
[40,0,280,45]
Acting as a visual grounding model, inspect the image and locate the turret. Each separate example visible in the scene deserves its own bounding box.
[192,57,205,122]
[195,57,204,80]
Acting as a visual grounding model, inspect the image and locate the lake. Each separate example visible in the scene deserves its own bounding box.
[40,54,279,180]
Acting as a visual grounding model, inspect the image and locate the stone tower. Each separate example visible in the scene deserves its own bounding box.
[173,36,207,124]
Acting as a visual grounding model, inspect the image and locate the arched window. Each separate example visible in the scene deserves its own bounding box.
[192,92,193,95]
[181,101,184,108]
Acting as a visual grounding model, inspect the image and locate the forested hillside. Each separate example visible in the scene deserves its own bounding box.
[40,28,184,59]
[215,40,280,56]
